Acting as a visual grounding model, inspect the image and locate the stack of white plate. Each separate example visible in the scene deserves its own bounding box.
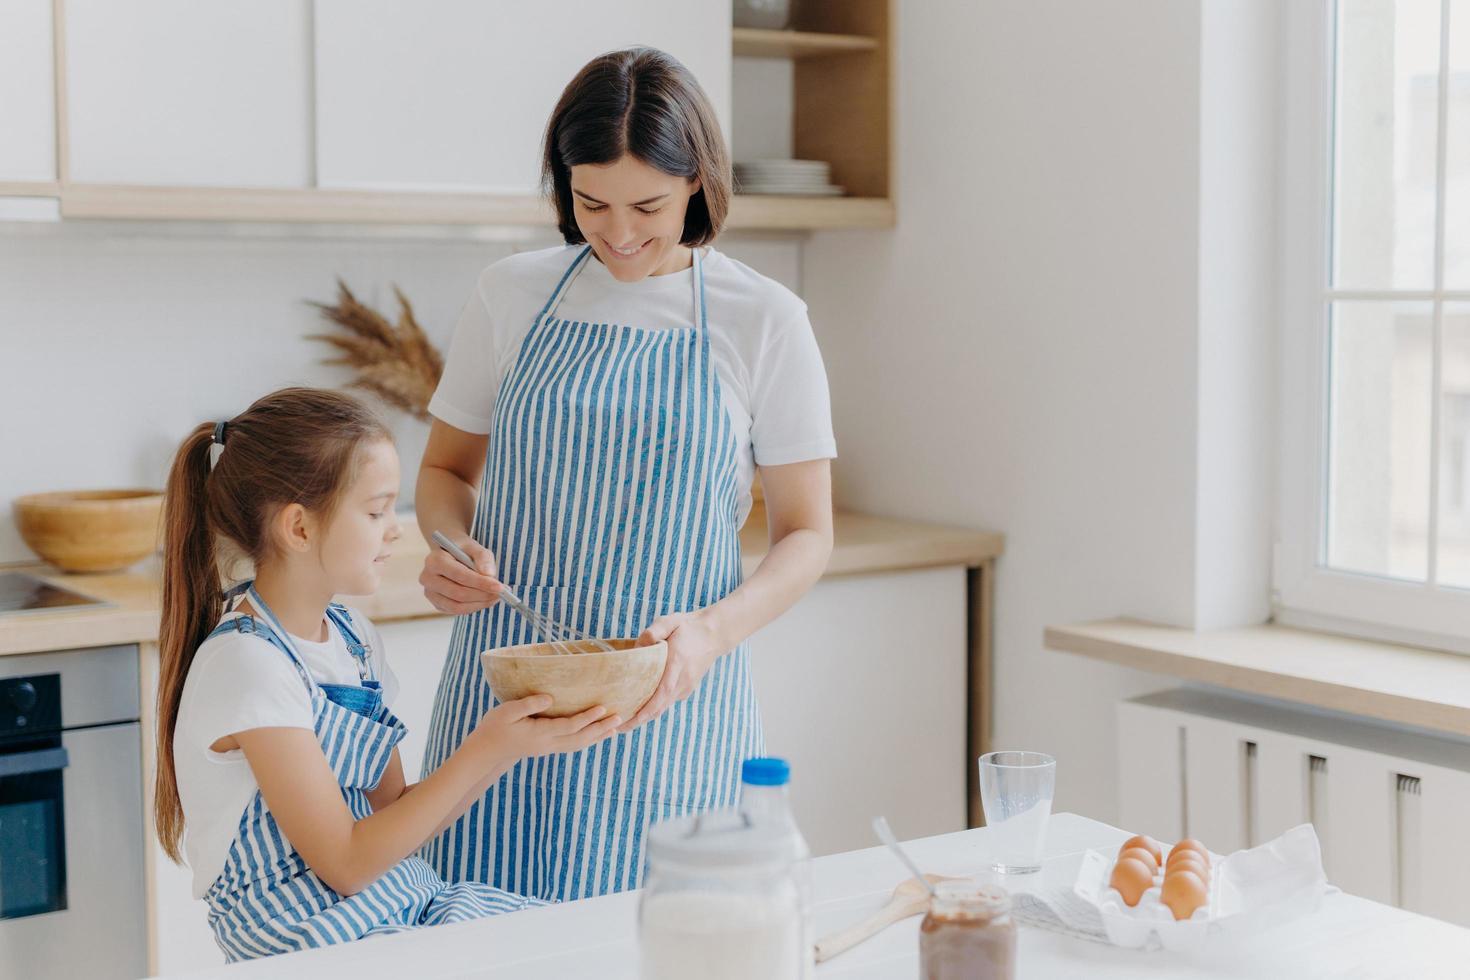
[734,159,845,196]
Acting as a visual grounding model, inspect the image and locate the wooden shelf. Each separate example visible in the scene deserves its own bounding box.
[0,180,61,197]
[29,183,893,232]
[732,27,879,59]
[729,193,893,229]
[58,184,549,225]
[732,2,894,202]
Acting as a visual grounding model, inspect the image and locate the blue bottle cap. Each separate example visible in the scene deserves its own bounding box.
[742,757,790,786]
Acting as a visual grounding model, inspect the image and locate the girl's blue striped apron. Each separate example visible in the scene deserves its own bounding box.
[201,585,540,962]
[422,245,763,901]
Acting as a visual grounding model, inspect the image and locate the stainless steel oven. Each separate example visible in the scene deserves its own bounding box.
[0,646,145,980]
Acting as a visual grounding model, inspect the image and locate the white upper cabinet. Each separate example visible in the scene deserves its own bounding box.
[65,0,312,187]
[313,0,730,193]
[0,0,57,181]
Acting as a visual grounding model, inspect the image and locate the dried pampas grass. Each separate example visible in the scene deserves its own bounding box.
[308,280,444,421]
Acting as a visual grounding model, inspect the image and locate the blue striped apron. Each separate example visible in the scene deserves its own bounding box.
[201,585,540,962]
[422,245,763,900]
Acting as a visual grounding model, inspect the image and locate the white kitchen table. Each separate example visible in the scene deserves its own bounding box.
[161,813,1470,979]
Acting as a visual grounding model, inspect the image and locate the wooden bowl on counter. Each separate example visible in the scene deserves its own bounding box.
[13,489,164,573]
[482,638,667,720]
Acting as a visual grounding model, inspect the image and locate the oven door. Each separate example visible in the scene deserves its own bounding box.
[0,739,69,919]
[0,723,145,980]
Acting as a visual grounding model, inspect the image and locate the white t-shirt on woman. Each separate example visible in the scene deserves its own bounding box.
[172,607,399,898]
[428,245,838,528]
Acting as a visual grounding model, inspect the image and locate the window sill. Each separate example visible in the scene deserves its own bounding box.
[1044,618,1470,738]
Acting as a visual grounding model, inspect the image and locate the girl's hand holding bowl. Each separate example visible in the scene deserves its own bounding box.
[473,695,622,761]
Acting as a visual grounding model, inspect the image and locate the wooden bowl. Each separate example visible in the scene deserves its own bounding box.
[481,637,668,720]
[13,489,164,573]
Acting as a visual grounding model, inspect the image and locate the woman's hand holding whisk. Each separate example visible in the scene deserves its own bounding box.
[420,535,502,615]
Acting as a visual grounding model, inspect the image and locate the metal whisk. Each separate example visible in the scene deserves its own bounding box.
[432,532,615,655]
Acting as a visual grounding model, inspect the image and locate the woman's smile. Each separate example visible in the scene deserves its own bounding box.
[604,237,652,259]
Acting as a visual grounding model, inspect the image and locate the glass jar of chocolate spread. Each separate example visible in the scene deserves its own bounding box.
[919,881,1016,980]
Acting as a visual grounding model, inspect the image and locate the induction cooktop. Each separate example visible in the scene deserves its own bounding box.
[0,571,112,616]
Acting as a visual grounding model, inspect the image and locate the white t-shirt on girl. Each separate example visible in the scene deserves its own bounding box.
[428,245,838,528]
[172,606,400,898]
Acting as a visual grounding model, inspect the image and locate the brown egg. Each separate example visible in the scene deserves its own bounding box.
[1160,868,1209,921]
[1118,846,1159,874]
[1169,838,1210,863]
[1166,850,1210,880]
[1109,856,1155,907]
[1120,834,1163,866]
[1164,858,1211,887]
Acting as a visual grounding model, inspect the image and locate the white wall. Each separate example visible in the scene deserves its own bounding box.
[802,0,1279,824]
[732,56,794,161]
[0,226,800,564]
[1196,0,1279,629]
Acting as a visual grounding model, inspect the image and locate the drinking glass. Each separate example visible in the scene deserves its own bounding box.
[978,751,1056,874]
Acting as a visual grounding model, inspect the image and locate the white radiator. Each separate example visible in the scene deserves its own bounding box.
[1117,688,1470,926]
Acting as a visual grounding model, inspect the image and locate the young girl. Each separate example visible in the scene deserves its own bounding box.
[154,387,620,961]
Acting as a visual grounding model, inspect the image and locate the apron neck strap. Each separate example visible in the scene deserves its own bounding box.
[692,246,707,332]
[538,244,707,330]
[537,246,595,326]
[242,584,317,692]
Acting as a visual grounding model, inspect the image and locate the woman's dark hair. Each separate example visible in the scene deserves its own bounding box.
[542,47,730,246]
[154,387,391,863]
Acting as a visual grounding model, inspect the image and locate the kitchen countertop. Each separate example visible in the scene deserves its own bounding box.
[0,510,1003,656]
[163,812,1470,979]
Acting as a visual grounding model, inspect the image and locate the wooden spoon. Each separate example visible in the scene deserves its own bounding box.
[814,873,962,963]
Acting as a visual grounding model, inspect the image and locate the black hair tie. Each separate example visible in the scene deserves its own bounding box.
[212,420,228,446]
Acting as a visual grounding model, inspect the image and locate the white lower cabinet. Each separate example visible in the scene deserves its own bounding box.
[142,644,224,976]
[376,616,456,780]
[149,843,220,975]
[752,566,969,855]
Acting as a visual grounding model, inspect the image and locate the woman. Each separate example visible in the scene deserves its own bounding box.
[415,47,835,901]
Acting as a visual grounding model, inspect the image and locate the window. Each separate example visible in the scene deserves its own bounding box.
[1278,0,1470,650]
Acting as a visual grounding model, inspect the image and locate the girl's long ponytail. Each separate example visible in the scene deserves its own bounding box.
[155,423,219,862]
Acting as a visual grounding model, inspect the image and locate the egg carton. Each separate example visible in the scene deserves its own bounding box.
[1071,825,1329,952]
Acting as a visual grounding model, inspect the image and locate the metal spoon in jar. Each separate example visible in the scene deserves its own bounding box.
[872,816,939,899]
[810,817,949,963]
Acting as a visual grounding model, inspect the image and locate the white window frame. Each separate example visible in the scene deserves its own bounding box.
[1275,0,1470,653]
